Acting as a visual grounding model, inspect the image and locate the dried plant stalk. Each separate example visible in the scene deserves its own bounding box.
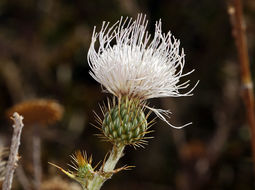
[228,0,255,167]
[2,112,24,190]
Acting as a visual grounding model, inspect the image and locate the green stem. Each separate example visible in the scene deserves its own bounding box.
[86,145,125,190]
[103,145,125,172]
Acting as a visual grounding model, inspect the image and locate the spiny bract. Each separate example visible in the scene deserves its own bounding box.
[102,97,148,146]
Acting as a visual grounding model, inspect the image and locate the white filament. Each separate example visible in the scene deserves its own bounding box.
[88,14,198,128]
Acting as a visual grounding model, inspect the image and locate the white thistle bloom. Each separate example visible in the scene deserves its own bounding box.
[88,14,197,129]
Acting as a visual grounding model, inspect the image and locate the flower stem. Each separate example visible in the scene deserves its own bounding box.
[86,145,125,190]
[103,145,125,172]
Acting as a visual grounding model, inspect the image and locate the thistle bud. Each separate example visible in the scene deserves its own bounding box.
[49,151,95,188]
[102,97,148,146]
[75,151,94,179]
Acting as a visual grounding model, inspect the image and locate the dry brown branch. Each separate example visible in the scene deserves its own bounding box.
[2,112,24,190]
[228,0,255,168]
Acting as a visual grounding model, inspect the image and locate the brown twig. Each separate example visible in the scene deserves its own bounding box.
[228,0,255,168]
[2,112,24,190]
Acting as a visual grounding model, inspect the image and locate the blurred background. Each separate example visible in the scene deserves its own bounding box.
[0,0,255,189]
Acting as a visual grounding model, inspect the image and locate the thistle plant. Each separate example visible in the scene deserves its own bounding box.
[7,99,64,190]
[51,14,197,190]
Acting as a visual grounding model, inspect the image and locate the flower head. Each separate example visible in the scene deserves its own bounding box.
[6,99,64,126]
[88,14,197,129]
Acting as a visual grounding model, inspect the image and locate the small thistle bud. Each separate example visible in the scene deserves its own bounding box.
[49,151,96,188]
[74,151,94,179]
[101,97,149,147]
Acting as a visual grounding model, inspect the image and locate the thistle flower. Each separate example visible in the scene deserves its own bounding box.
[6,99,64,190]
[88,14,197,132]
[6,99,64,126]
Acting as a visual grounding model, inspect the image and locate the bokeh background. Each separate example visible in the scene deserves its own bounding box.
[0,0,255,189]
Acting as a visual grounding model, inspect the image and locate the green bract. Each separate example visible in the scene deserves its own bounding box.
[102,98,147,146]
